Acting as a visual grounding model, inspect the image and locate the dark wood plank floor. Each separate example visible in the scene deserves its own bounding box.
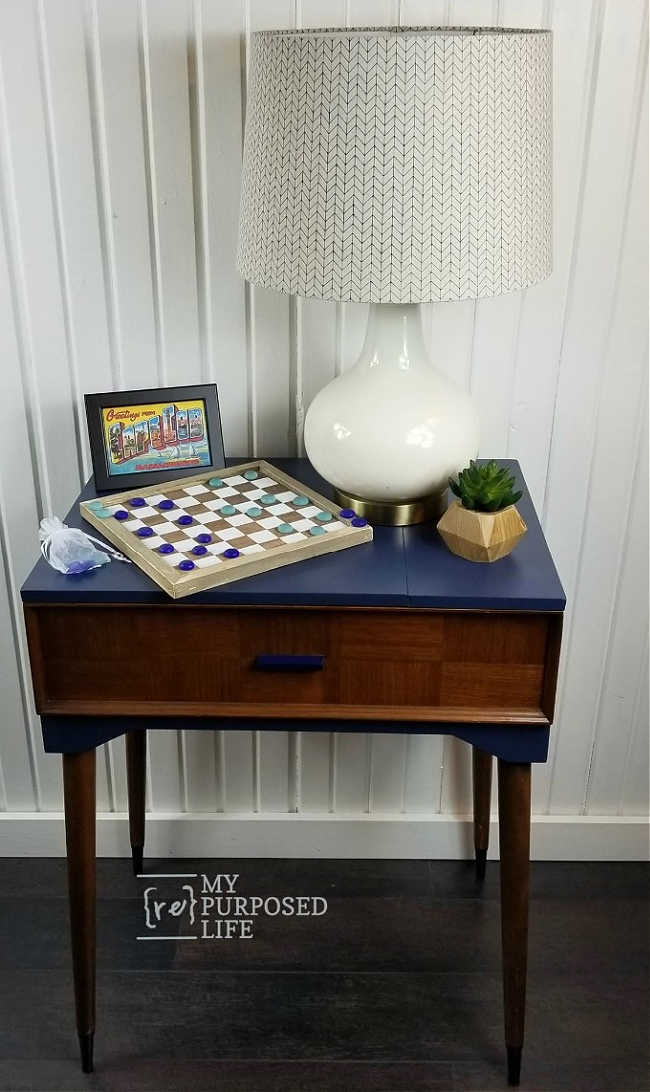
[0,859,647,1091]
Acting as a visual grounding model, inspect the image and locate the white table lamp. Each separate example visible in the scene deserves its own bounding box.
[238,27,552,523]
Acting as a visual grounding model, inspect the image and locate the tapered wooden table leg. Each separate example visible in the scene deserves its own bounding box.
[498,759,531,1087]
[126,729,147,876]
[472,747,493,881]
[63,748,96,1074]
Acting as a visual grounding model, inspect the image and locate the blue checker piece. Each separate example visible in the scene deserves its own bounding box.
[129,497,146,507]
[243,469,258,480]
[191,544,207,556]
[352,516,368,527]
[114,510,129,521]
[177,514,194,526]
[158,498,175,511]
[195,533,212,544]
[223,548,240,559]
[339,508,356,519]
[136,526,154,538]
[177,559,195,571]
[158,543,175,554]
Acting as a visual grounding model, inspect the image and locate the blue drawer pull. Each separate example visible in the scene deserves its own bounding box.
[253,654,325,672]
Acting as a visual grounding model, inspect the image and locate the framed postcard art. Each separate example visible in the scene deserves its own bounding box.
[85,384,225,492]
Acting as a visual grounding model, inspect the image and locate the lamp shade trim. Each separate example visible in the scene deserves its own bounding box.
[253,26,550,37]
[238,27,552,304]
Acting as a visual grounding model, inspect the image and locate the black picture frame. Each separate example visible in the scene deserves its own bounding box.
[84,384,225,493]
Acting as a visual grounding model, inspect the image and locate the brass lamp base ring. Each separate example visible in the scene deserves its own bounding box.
[334,487,446,527]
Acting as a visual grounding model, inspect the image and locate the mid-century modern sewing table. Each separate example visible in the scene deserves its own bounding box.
[21,458,565,1086]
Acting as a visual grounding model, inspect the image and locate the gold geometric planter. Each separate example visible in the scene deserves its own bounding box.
[437,501,527,563]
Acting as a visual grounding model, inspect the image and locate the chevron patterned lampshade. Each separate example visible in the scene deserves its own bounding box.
[238,26,552,303]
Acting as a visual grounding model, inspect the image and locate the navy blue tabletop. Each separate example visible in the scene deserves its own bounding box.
[20,458,565,611]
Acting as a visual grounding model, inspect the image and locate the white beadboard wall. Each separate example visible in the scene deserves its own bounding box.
[0,0,647,859]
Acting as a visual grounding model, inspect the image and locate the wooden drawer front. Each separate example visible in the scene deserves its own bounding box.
[26,606,552,722]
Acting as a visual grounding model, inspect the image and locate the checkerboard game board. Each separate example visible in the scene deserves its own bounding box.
[79,460,373,598]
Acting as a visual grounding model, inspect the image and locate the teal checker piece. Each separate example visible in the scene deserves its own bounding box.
[208,477,224,487]
[246,506,263,518]
[243,469,258,480]
[316,510,333,522]
[87,501,111,518]
[260,494,277,506]
[219,504,237,516]
[293,495,309,507]
[277,523,294,534]
[309,525,326,536]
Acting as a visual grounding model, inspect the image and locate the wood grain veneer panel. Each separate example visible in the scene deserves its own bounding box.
[337,661,442,706]
[440,664,545,708]
[334,613,445,662]
[25,604,554,723]
[441,614,548,664]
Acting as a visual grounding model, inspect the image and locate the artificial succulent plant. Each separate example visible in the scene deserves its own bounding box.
[449,460,522,513]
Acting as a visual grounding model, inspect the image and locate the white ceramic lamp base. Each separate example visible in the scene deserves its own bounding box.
[304,303,480,525]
